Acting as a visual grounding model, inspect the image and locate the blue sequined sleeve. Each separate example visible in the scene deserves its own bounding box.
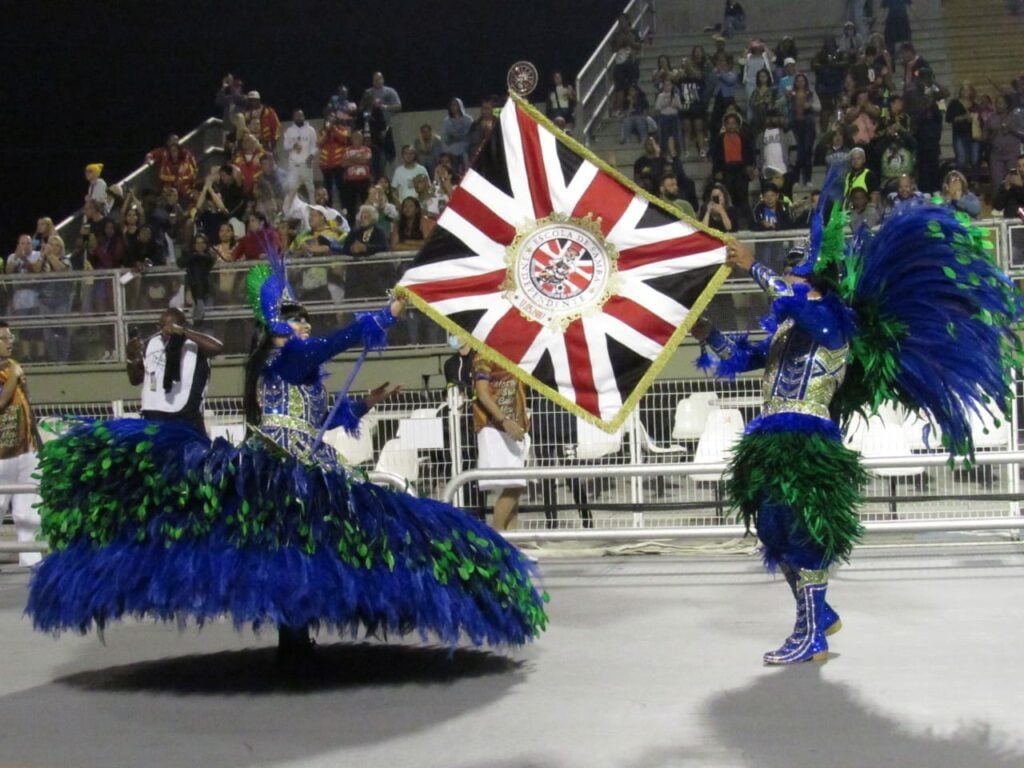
[698,328,768,377]
[269,306,398,384]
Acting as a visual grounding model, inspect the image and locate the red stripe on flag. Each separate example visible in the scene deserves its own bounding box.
[446,186,518,245]
[564,320,600,416]
[411,269,508,303]
[617,232,724,271]
[571,171,635,237]
[484,307,544,364]
[603,295,677,346]
[515,106,554,219]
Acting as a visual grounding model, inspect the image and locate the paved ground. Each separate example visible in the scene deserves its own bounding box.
[1,535,1022,768]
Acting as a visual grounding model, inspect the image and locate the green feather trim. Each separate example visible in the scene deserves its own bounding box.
[246,264,272,326]
[726,429,867,563]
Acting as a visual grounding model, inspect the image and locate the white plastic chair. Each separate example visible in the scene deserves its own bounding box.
[860,405,926,516]
[209,422,245,445]
[689,408,745,517]
[323,418,377,466]
[374,437,421,488]
[572,418,625,461]
[969,407,1011,488]
[671,392,719,441]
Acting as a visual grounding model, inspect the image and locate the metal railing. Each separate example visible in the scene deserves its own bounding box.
[575,0,657,144]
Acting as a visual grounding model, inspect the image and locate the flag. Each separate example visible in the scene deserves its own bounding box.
[397,94,730,431]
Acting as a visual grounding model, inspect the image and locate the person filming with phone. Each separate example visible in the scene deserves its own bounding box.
[125,308,224,433]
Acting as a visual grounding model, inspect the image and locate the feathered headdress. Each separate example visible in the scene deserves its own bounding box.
[789,164,847,277]
[245,234,297,335]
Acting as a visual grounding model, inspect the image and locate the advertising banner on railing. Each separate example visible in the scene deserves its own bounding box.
[397,93,729,432]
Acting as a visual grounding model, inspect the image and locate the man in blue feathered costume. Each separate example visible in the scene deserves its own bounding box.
[694,183,1023,664]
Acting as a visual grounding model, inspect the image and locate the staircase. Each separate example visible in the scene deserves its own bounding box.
[941,0,1024,92]
[585,0,952,200]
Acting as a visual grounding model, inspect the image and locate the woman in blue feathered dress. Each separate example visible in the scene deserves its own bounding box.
[26,262,547,657]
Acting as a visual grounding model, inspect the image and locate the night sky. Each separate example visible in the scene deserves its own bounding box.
[3,0,621,249]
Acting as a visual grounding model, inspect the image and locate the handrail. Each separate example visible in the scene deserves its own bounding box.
[54,117,225,243]
[575,0,657,145]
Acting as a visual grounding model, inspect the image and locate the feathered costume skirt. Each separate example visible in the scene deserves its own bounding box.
[726,412,868,570]
[26,419,547,647]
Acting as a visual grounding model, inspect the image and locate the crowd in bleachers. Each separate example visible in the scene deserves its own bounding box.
[613,3,1024,232]
[8,3,1024,360]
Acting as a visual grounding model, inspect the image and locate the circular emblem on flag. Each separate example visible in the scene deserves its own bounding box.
[505,214,618,331]
[507,61,539,97]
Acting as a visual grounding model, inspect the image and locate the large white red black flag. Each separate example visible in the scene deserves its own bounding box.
[397,94,729,431]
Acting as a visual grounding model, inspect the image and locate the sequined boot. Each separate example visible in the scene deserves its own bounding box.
[780,564,841,637]
[764,568,831,664]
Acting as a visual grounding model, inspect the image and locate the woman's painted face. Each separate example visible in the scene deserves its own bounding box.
[286,315,311,340]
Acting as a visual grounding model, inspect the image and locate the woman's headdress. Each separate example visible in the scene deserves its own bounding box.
[245,234,297,335]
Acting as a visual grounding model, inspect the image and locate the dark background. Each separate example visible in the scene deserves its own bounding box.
[1,1,621,250]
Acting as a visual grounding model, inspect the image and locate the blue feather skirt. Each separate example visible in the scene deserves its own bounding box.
[26,419,547,646]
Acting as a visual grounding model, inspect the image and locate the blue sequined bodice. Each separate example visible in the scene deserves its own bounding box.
[258,352,338,466]
[762,318,848,419]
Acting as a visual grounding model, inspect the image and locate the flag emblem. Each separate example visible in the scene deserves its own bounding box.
[397,94,729,431]
[508,214,616,330]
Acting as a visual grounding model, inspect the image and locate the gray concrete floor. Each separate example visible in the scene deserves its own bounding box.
[1,535,1023,768]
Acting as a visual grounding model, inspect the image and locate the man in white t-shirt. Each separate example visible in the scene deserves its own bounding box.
[283,109,318,200]
[126,308,224,433]
[5,235,42,360]
[390,145,429,204]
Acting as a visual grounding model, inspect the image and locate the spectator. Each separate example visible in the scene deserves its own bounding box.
[653,79,684,158]
[906,69,947,192]
[678,58,708,157]
[610,14,643,116]
[37,236,73,361]
[876,96,916,190]
[882,173,927,219]
[747,68,775,136]
[812,35,846,131]
[846,90,881,149]
[120,202,144,263]
[897,42,928,91]
[468,96,500,159]
[985,94,1024,198]
[239,90,281,151]
[633,135,666,192]
[391,145,430,205]
[619,83,651,145]
[847,186,880,230]
[180,233,216,322]
[233,133,266,200]
[547,71,576,125]
[283,109,318,201]
[0,321,42,565]
[5,235,42,360]
[146,134,199,206]
[705,0,747,38]
[939,170,982,218]
[434,156,457,201]
[699,183,738,232]
[340,130,373,223]
[413,123,443,178]
[790,188,821,227]
[777,56,798,94]
[845,0,869,40]
[839,21,864,60]
[709,110,755,222]
[365,177,400,237]
[125,308,223,434]
[390,197,429,252]
[946,82,982,174]
[788,74,820,187]
[324,84,356,122]
[31,217,56,251]
[317,115,350,208]
[84,163,109,213]
[150,186,189,261]
[254,153,287,219]
[125,224,160,272]
[284,188,346,236]
[212,163,246,223]
[752,183,793,231]
[882,0,913,55]
[658,171,696,217]
[992,155,1024,216]
[232,211,280,262]
[192,171,230,244]
[215,74,246,151]
[843,147,876,203]
[413,173,446,218]
[774,36,799,74]
[93,219,124,270]
[339,205,392,301]
[364,71,402,166]
[709,51,740,136]
[741,39,773,112]
[472,356,529,532]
